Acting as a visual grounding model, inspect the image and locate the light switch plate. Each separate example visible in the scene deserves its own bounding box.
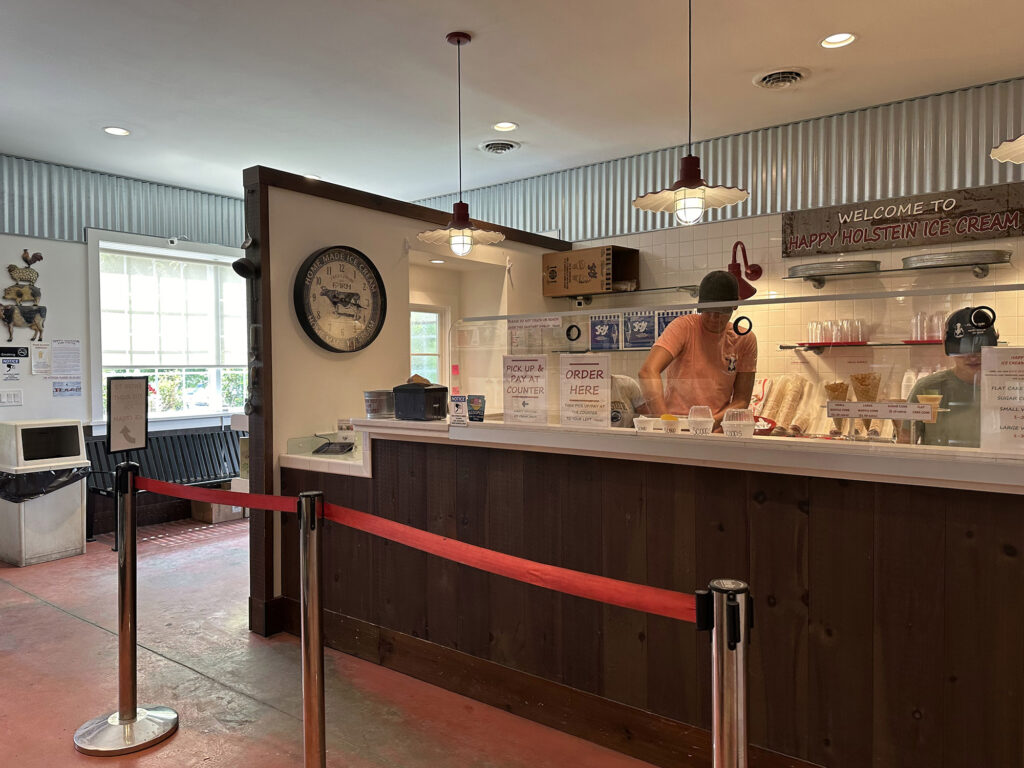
[0,390,23,406]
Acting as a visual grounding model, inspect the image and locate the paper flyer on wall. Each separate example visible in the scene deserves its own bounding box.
[622,310,657,349]
[559,354,610,428]
[656,309,692,336]
[980,347,1024,452]
[589,313,620,351]
[51,339,82,377]
[30,342,50,374]
[502,356,547,424]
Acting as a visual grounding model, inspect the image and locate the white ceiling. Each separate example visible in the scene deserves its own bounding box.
[1,0,1021,202]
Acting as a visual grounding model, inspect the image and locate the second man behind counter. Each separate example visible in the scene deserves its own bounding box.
[638,270,758,428]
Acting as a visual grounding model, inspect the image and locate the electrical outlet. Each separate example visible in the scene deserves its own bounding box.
[0,390,22,406]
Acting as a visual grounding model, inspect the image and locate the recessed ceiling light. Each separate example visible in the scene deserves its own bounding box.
[429,259,445,264]
[820,32,856,49]
[103,126,131,136]
[493,121,518,132]
[303,174,321,180]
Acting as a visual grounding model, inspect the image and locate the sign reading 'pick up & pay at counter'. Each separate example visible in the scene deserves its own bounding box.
[783,182,1024,257]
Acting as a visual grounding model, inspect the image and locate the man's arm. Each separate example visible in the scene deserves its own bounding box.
[638,346,674,415]
[713,371,756,425]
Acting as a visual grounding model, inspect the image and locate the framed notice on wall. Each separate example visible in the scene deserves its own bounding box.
[107,376,149,454]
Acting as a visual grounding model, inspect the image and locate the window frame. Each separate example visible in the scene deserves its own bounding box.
[409,303,450,388]
[86,229,245,430]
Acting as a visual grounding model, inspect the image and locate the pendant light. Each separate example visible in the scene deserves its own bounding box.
[991,134,1024,164]
[632,0,748,225]
[418,31,504,256]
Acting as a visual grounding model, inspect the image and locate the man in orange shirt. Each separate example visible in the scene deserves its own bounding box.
[638,270,757,426]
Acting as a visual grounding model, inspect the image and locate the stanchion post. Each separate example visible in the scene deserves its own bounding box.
[73,461,179,756]
[298,491,327,768]
[696,578,752,768]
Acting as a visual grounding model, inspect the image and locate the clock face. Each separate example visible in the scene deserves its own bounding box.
[293,246,387,352]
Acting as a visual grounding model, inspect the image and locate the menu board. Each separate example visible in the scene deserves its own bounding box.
[980,347,1024,451]
[623,310,657,349]
[559,354,610,427]
[590,313,620,351]
[502,356,547,424]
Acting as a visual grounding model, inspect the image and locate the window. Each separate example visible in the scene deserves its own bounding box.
[98,246,247,416]
[410,306,448,384]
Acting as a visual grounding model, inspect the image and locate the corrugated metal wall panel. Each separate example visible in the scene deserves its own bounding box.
[415,79,1024,242]
[0,154,244,247]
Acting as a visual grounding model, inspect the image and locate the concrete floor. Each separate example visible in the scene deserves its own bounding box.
[0,518,652,768]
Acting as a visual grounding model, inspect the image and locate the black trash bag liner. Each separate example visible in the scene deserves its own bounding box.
[0,466,90,503]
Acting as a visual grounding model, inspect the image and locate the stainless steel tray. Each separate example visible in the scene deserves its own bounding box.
[788,260,881,278]
[902,250,1011,269]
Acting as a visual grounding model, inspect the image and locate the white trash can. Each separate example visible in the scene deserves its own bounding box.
[0,419,90,567]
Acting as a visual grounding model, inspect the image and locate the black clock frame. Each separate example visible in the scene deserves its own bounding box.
[292,245,388,353]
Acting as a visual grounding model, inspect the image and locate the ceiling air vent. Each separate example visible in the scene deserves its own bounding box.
[479,139,521,155]
[755,70,805,90]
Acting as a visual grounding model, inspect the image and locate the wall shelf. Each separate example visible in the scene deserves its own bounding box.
[779,340,943,356]
[558,284,699,304]
[786,260,1011,289]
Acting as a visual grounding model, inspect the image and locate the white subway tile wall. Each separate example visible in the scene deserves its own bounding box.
[573,215,1023,397]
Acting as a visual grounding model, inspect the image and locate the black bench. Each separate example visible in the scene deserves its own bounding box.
[85,428,246,536]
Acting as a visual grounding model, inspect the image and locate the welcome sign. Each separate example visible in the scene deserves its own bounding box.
[783,182,1024,257]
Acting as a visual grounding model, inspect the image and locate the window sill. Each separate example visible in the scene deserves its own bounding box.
[91,411,243,435]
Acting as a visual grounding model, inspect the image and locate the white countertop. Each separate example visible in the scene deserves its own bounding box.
[291,418,1024,495]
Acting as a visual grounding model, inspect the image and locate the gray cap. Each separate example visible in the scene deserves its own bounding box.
[698,270,739,306]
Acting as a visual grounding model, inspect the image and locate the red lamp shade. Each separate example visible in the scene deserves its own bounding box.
[728,240,761,300]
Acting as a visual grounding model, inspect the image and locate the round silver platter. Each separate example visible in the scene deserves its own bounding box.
[788,260,881,278]
[902,250,1011,269]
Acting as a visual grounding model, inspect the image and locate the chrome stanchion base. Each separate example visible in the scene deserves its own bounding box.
[74,706,179,756]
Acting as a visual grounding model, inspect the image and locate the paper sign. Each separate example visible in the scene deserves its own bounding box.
[827,400,935,423]
[108,376,149,453]
[52,339,82,377]
[980,347,1024,451]
[450,395,468,426]
[507,316,560,329]
[30,342,50,374]
[502,356,547,424]
[52,379,82,398]
[623,310,657,349]
[657,309,691,336]
[590,313,620,351]
[559,354,610,427]
[1,358,21,382]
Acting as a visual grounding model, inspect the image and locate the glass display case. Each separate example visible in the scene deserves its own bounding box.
[450,255,1024,455]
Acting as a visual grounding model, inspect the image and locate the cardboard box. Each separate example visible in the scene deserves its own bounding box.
[191,482,245,524]
[541,246,640,298]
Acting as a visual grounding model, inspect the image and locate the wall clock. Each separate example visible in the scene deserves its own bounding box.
[293,245,387,352]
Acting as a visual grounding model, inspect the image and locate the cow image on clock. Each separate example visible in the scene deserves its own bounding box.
[293,245,387,352]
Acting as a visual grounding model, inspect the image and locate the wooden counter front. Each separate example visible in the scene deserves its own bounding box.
[277,438,1024,768]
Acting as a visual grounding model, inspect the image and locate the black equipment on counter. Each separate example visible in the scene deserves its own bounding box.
[393,383,449,421]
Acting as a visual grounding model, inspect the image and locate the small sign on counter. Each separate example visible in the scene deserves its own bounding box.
[827,400,936,423]
[559,354,610,428]
[450,395,468,426]
[502,356,547,424]
[981,347,1024,451]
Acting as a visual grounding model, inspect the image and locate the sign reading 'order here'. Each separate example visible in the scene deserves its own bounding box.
[782,181,1024,257]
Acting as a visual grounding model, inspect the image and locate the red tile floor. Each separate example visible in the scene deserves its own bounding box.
[0,518,652,767]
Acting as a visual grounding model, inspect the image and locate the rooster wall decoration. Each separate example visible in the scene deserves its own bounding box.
[1,250,46,340]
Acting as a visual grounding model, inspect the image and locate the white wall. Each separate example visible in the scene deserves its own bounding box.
[0,234,90,423]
